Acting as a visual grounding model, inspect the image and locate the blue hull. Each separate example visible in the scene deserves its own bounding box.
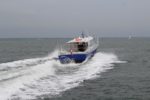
[59,49,97,64]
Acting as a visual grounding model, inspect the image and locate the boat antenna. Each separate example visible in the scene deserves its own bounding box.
[81,31,85,38]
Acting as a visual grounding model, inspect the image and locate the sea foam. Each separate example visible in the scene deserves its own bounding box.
[0,50,121,100]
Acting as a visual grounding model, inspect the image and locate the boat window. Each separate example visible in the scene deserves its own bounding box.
[67,42,88,52]
[77,42,88,52]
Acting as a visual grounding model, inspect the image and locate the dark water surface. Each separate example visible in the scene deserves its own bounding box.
[0,38,150,100]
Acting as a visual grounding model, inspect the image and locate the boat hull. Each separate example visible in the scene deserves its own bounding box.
[58,49,97,64]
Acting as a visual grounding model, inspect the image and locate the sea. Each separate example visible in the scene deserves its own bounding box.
[0,38,150,100]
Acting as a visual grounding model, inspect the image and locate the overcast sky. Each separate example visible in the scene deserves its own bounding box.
[0,0,150,38]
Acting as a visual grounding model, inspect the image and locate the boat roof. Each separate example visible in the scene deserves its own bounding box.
[67,36,93,43]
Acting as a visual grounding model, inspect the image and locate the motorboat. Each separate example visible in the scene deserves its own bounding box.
[58,33,99,64]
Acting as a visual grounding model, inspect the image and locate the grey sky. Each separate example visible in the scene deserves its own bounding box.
[0,0,150,38]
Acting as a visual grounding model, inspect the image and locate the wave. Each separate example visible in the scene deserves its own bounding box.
[0,50,122,100]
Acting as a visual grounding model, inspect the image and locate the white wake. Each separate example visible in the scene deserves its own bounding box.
[0,50,121,100]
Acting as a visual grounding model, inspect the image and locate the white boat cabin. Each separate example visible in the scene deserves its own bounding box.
[66,36,94,52]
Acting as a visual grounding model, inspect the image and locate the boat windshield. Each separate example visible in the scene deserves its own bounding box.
[77,42,88,51]
[65,42,88,52]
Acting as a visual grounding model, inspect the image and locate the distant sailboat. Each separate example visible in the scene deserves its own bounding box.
[128,33,134,40]
[128,35,132,40]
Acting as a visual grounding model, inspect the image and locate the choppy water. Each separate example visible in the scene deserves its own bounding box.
[0,38,149,100]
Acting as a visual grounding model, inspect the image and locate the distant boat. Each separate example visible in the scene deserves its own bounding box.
[58,33,99,64]
[128,35,132,40]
